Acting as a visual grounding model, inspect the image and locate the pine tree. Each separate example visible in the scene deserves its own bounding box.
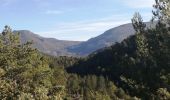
[0,26,54,99]
[153,0,170,24]
[132,13,149,59]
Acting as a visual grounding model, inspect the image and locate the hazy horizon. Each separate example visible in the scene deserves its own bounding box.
[1,0,154,41]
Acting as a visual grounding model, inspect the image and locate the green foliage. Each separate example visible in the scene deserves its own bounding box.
[132,13,149,58]
[0,26,67,99]
[0,26,126,99]
[1,0,170,99]
[65,74,133,99]
[67,0,170,99]
[156,88,170,100]
[153,0,170,24]
[131,12,146,33]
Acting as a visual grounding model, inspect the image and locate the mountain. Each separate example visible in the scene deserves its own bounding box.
[14,30,82,56]
[68,22,153,56]
[67,21,170,99]
[13,23,136,57]
[67,23,135,56]
[14,22,153,57]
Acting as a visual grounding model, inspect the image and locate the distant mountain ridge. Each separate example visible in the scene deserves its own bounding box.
[14,30,81,56]
[67,23,135,56]
[14,22,154,56]
[67,22,154,56]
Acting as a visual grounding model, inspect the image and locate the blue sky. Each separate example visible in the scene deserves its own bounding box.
[0,0,155,41]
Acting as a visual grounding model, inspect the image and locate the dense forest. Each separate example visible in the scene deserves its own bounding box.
[1,0,170,100]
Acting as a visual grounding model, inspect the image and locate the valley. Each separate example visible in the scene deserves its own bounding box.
[0,0,170,100]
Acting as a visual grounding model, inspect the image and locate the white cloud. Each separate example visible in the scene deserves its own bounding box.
[37,14,131,41]
[37,11,153,41]
[121,0,155,8]
[45,10,63,15]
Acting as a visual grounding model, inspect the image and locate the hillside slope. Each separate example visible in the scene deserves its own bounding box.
[14,23,153,57]
[67,21,170,99]
[68,23,135,56]
[14,30,81,56]
[68,22,153,56]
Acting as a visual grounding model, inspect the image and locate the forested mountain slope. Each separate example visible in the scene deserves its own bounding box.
[68,22,154,56]
[14,30,81,56]
[0,26,136,100]
[1,0,170,99]
[67,13,170,99]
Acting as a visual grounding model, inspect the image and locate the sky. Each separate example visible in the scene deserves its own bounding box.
[0,0,155,41]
